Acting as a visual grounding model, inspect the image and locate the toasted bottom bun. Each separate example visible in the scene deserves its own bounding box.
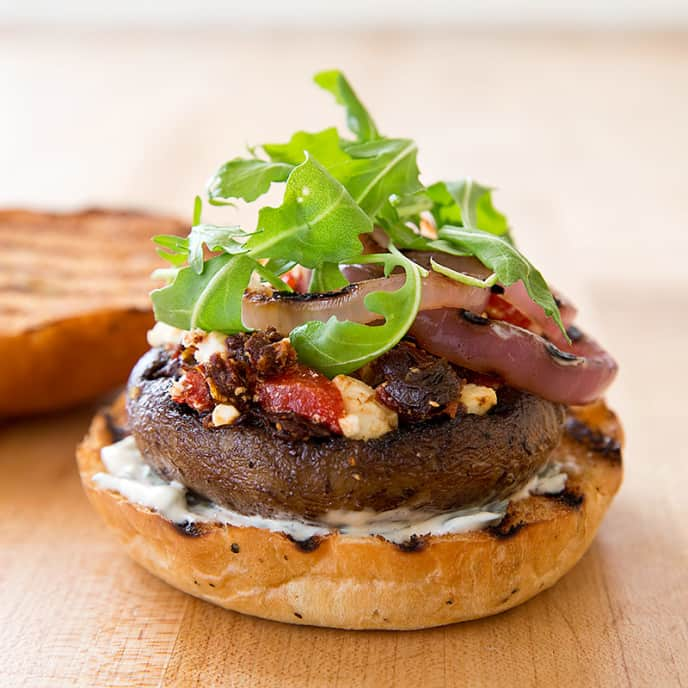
[77,394,623,630]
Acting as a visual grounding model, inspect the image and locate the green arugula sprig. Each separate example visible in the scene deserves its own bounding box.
[151,69,568,376]
[436,226,565,334]
[152,156,372,332]
[313,69,380,142]
[207,71,422,224]
[427,180,511,240]
[291,246,427,376]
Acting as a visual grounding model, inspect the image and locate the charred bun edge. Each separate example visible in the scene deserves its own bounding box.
[77,394,623,630]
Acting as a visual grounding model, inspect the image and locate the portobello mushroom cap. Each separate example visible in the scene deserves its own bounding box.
[127,348,566,520]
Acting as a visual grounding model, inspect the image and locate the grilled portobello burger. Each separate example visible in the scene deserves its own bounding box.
[128,347,565,519]
[77,70,622,629]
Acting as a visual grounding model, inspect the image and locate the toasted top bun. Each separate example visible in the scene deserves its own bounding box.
[0,209,185,417]
[77,393,623,630]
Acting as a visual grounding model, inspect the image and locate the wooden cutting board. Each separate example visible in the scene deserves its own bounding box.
[1,288,686,688]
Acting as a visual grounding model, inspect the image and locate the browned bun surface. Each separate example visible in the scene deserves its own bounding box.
[77,393,623,630]
[0,209,186,417]
[127,348,566,519]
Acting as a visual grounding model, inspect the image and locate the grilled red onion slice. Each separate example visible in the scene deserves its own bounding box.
[342,252,490,286]
[386,248,580,342]
[406,251,578,337]
[499,280,577,345]
[242,272,490,335]
[405,251,491,279]
[409,309,617,405]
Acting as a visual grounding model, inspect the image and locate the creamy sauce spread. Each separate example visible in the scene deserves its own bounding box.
[94,436,569,544]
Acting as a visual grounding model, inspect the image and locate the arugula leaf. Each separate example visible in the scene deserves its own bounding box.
[391,190,434,220]
[437,226,566,337]
[207,158,292,204]
[262,127,349,167]
[153,234,190,266]
[373,199,426,249]
[247,156,372,267]
[314,69,379,142]
[263,133,422,222]
[309,262,349,292]
[376,200,461,255]
[430,258,497,288]
[290,247,426,377]
[154,225,248,273]
[341,138,422,218]
[151,253,257,333]
[264,257,297,275]
[427,180,510,239]
[424,238,471,257]
[187,224,249,274]
[192,195,203,224]
[253,262,294,293]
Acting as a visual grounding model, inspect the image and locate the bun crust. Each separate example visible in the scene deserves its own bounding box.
[77,394,623,630]
[0,209,185,418]
[0,307,154,417]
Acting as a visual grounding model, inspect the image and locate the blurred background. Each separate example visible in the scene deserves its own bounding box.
[1,2,687,408]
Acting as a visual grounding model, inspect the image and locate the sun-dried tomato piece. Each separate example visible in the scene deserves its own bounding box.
[280,266,311,293]
[256,366,345,434]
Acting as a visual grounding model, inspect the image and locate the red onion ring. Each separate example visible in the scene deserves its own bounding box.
[409,308,617,405]
[405,251,491,279]
[500,280,577,345]
[399,249,580,346]
[242,272,490,335]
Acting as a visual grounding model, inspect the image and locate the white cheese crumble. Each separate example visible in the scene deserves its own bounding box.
[169,377,188,399]
[181,330,228,364]
[147,324,229,365]
[461,383,498,416]
[147,322,184,348]
[333,375,398,441]
[211,403,241,427]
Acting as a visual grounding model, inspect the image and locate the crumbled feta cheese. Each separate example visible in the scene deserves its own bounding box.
[211,404,241,427]
[147,322,184,348]
[460,383,497,416]
[180,329,228,364]
[169,377,188,398]
[333,375,398,441]
[194,332,228,364]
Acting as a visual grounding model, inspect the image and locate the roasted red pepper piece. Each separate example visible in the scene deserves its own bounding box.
[486,293,539,332]
[171,368,214,413]
[256,365,345,434]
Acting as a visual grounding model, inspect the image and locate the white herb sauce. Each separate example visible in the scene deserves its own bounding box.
[94,436,568,544]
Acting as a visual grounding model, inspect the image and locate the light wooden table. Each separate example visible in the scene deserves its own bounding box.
[1,28,687,687]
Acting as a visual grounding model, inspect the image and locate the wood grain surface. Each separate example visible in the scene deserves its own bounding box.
[1,28,687,688]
